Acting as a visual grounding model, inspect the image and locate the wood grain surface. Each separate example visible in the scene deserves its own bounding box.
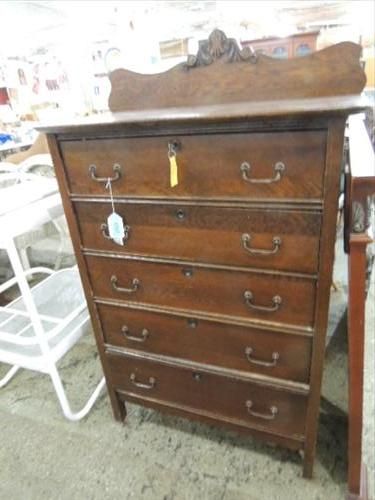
[60,130,326,200]
[85,254,316,328]
[106,350,308,439]
[97,303,312,383]
[75,201,321,274]
[108,41,366,111]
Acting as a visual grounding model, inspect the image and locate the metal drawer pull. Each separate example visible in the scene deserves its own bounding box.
[101,223,112,239]
[245,347,280,367]
[244,291,282,312]
[130,373,155,390]
[122,326,149,342]
[241,234,281,255]
[111,275,140,293]
[89,163,121,183]
[246,400,278,420]
[240,161,285,184]
[101,223,130,242]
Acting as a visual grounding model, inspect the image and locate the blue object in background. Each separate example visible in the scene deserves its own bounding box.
[0,133,14,145]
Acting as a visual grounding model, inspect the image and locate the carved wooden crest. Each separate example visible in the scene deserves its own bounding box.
[108,29,366,112]
[186,28,257,67]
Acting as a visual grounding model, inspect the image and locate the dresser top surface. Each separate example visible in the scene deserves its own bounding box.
[38,94,368,135]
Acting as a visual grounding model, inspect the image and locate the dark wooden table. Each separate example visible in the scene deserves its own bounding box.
[345,114,375,500]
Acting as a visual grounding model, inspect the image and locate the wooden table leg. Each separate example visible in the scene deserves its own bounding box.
[347,232,372,499]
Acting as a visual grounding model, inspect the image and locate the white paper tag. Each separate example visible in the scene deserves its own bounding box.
[107,212,125,246]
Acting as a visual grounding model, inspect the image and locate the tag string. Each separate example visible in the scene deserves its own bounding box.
[106,177,115,213]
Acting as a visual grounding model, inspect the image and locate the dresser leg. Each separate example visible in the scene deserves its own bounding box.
[302,447,314,479]
[108,389,127,422]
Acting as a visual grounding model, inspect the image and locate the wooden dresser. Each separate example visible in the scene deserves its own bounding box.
[40,30,367,477]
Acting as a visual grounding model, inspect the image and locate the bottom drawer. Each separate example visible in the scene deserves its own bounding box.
[106,351,307,439]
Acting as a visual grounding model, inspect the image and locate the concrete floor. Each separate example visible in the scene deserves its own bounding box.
[0,236,374,500]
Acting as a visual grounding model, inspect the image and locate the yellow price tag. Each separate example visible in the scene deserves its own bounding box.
[169,154,178,187]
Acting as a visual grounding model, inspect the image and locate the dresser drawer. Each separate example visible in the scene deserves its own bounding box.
[76,202,321,274]
[86,255,316,328]
[60,131,326,200]
[106,351,308,438]
[98,304,312,383]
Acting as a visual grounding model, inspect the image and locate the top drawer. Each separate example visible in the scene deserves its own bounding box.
[60,131,326,200]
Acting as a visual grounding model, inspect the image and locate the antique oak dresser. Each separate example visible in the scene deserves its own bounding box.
[40,30,367,477]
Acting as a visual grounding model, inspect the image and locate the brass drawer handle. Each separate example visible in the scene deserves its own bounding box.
[244,290,282,312]
[245,347,280,367]
[240,161,285,184]
[122,326,149,342]
[101,223,130,242]
[111,275,140,293]
[130,373,155,390]
[101,223,112,239]
[89,163,121,183]
[246,400,278,420]
[241,234,281,255]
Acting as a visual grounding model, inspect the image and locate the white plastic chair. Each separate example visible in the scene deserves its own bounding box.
[0,169,48,278]
[18,154,74,270]
[0,155,73,271]
[0,169,105,420]
[0,162,18,173]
